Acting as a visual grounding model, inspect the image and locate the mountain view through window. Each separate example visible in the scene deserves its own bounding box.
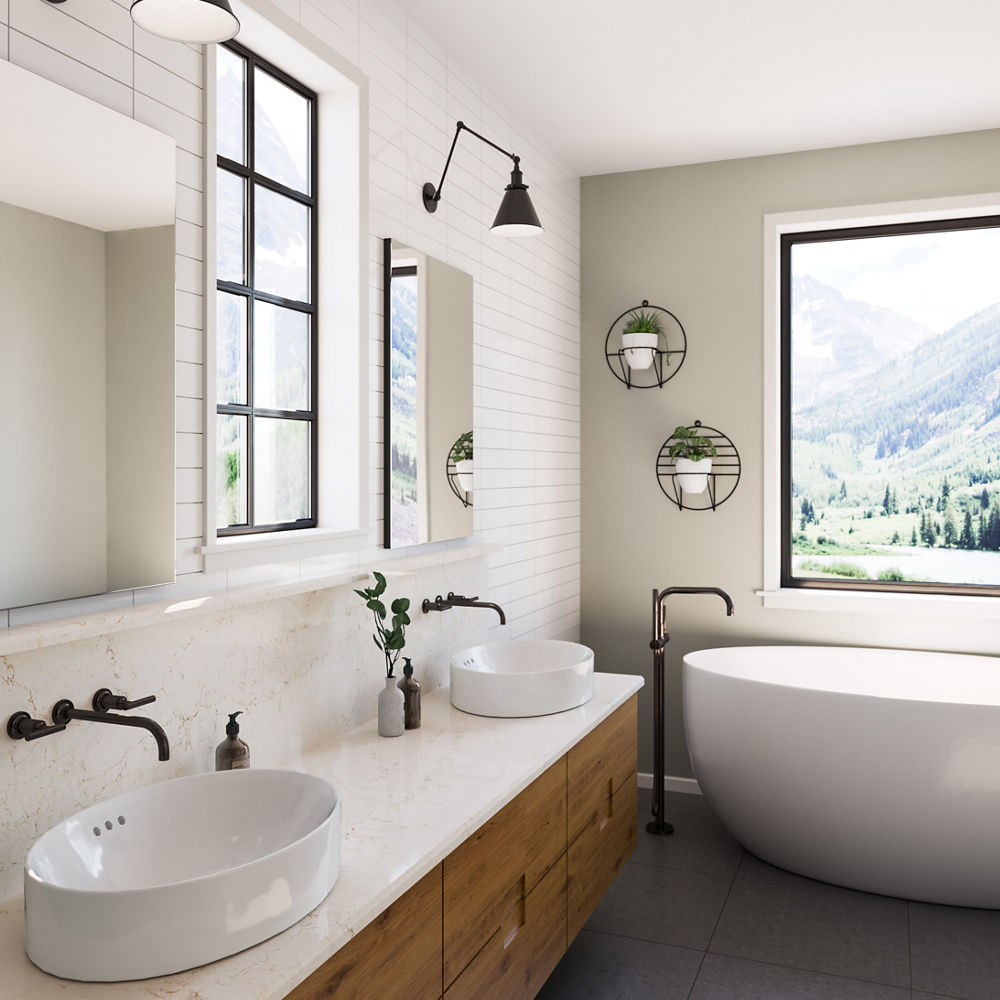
[784,218,1000,592]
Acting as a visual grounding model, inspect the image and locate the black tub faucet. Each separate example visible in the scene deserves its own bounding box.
[52,689,170,761]
[648,586,734,836]
[421,592,506,625]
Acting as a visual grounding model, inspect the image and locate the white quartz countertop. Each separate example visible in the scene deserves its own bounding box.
[0,672,643,1000]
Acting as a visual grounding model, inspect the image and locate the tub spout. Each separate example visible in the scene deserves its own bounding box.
[648,585,734,836]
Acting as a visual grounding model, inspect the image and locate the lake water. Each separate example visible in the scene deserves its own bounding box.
[794,545,1000,585]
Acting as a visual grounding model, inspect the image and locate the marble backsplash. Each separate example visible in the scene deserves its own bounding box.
[0,553,492,902]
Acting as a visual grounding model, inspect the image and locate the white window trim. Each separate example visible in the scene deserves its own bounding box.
[759,191,1000,618]
[202,0,369,574]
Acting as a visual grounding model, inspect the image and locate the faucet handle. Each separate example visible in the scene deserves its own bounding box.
[92,689,156,713]
[6,711,67,741]
[446,592,479,602]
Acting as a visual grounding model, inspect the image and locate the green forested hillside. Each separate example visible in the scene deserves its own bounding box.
[791,299,1000,577]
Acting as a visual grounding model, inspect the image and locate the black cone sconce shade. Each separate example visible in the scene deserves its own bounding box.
[423,121,543,237]
[130,0,240,43]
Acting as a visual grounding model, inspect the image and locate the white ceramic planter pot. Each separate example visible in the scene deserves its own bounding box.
[621,332,658,370]
[675,457,713,494]
[456,459,473,493]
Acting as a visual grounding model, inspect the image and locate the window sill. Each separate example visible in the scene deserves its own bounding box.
[202,527,370,574]
[756,588,1000,619]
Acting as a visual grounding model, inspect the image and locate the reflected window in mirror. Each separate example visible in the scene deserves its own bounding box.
[383,239,474,548]
[215,41,317,535]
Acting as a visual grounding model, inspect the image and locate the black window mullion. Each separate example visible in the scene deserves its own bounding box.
[218,41,317,537]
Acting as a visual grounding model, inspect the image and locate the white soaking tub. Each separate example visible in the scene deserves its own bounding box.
[683,645,1000,907]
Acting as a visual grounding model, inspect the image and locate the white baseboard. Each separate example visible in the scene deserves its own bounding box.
[637,771,702,795]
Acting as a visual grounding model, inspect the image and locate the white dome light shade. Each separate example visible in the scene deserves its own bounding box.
[130,0,240,44]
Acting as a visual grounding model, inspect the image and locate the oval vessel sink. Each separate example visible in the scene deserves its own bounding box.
[450,639,595,717]
[25,768,340,981]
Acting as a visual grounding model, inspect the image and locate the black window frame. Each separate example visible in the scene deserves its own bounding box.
[216,40,319,537]
[780,213,1000,598]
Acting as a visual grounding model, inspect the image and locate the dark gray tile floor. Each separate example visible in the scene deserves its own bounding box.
[537,790,1000,1000]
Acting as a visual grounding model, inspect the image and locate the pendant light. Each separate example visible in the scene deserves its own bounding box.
[423,121,543,237]
[130,0,240,44]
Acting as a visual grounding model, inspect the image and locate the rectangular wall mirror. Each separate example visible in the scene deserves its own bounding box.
[0,61,176,610]
[383,238,474,548]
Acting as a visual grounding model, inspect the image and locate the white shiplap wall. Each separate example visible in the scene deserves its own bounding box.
[0,0,581,642]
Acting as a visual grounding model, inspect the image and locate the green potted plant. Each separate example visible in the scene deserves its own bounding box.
[355,571,411,736]
[621,309,662,371]
[668,425,717,494]
[452,430,473,493]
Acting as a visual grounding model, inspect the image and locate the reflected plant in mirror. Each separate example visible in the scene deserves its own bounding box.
[383,239,474,547]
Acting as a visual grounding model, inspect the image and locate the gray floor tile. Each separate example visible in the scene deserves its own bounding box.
[736,850,836,890]
[912,994,966,999]
[909,900,1000,1000]
[690,953,911,999]
[536,928,702,1000]
[585,860,732,951]
[633,794,744,878]
[709,877,910,987]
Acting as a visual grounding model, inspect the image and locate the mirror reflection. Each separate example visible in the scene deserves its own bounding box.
[0,62,176,610]
[383,239,474,548]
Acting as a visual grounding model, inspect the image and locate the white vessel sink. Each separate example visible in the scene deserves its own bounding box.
[450,639,595,717]
[24,768,340,982]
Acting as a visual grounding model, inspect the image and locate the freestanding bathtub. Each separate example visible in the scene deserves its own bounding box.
[683,645,1000,908]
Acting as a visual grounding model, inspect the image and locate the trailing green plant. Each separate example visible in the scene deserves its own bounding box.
[668,425,717,461]
[355,571,410,677]
[451,430,473,463]
[622,309,662,336]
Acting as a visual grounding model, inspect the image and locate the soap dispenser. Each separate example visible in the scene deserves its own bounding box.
[397,658,421,730]
[216,711,251,770]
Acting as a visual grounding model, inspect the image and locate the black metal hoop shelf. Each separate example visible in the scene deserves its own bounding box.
[656,421,740,511]
[445,449,472,508]
[604,299,687,389]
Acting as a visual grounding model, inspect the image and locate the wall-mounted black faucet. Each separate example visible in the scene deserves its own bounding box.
[421,592,506,625]
[648,586,733,836]
[48,689,170,761]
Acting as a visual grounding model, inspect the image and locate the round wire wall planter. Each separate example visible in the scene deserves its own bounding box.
[656,421,740,511]
[604,299,687,389]
[446,440,472,508]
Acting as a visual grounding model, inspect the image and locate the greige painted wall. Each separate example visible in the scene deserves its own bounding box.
[581,129,1000,780]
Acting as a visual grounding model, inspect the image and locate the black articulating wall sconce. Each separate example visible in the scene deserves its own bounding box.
[423,121,543,237]
[43,0,240,44]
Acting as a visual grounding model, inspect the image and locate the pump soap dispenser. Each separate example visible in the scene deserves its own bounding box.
[216,711,251,770]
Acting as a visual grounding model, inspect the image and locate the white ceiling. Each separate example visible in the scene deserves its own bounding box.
[392,0,1000,177]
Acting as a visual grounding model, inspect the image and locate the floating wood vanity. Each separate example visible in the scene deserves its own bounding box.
[287,696,638,1000]
[1,673,641,1000]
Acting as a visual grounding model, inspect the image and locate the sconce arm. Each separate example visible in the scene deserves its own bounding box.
[423,121,520,211]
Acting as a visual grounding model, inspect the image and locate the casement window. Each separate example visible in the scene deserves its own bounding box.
[215,41,317,535]
[771,206,1000,599]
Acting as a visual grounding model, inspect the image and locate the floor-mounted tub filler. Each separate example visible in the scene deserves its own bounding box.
[684,644,1000,908]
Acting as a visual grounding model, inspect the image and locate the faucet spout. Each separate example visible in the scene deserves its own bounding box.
[52,700,170,761]
[421,592,507,625]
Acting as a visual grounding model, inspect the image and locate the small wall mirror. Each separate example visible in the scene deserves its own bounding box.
[0,62,176,610]
[383,239,474,548]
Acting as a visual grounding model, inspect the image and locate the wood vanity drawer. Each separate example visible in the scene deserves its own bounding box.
[284,865,442,1000]
[443,757,567,986]
[567,770,637,943]
[567,695,637,843]
[444,854,567,1000]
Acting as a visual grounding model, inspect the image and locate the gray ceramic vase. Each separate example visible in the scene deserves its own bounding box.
[378,675,405,737]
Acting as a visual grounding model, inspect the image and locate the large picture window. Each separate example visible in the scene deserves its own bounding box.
[782,215,1000,595]
[215,42,317,535]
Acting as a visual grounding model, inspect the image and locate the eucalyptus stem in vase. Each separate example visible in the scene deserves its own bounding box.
[354,571,411,677]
